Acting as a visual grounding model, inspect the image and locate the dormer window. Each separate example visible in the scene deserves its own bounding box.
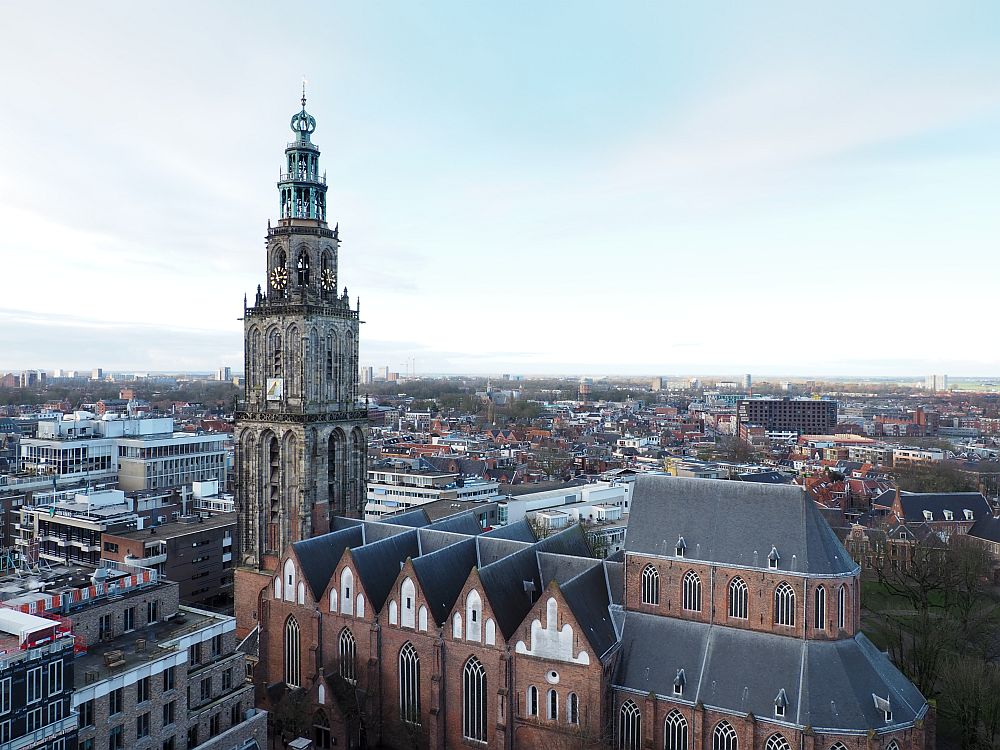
[873,694,892,723]
[943,510,954,521]
[673,668,685,696]
[774,688,788,718]
[922,510,933,521]
[964,509,974,521]
[768,546,780,570]
[675,536,687,558]
[898,530,908,540]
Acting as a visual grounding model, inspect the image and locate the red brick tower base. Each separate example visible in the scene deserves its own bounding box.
[235,566,274,640]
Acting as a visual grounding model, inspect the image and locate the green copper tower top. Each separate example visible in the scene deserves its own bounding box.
[278,84,327,222]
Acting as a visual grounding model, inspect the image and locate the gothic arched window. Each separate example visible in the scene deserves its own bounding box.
[462,657,487,742]
[268,330,282,377]
[641,565,659,605]
[682,571,701,612]
[618,700,641,750]
[814,585,826,630]
[568,693,579,725]
[838,585,846,629]
[765,734,790,750]
[313,712,331,750]
[284,616,301,688]
[527,685,538,717]
[774,582,796,627]
[547,689,558,721]
[664,709,688,750]
[339,628,356,683]
[399,642,420,724]
[401,577,416,628]
[712,720,738,750]
[728,577,748,619]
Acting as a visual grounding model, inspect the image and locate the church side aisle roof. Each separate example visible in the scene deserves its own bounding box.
[613,610,927,733]
[292,526,364,600]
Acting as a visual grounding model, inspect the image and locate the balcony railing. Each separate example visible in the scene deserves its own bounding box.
[279,172,326,184]
[0,714,77,750]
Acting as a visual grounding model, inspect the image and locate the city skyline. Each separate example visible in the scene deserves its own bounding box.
[2,2,999,375]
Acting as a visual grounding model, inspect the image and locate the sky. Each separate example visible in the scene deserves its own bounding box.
[1,2,999,378]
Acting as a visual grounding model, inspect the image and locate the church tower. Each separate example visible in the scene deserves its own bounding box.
[234,91,367,583]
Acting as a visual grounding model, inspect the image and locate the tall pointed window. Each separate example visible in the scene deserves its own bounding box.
[284,617,300,688]
[527,686,538,717]
[712,720,738,750]
[838,585,846,629]
[728,577,748,619]
[682,571,701,612]
[664,709,688,750]
[462,657,487,742]
[641,565,659,605]
[338,628,356,683]
[618,700,641,750]
[774,582,795,627]
[398,643,420,724]
[814,586,826,630]
[547,689,558,721]
[568,693,579,725]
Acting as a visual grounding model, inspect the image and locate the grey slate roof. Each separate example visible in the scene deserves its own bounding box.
[412,537,479,626]
[477,537,533,567]
[897,491,992,523]
[560,563,617,658]
[537,552,601,589]
[482,520,537,542]
[379,508,431,527]
[418,529,471,554]
[625,476,857,575]
[427,512,486,535]
[614,611,927,733]
[350,530,420,611]
[970,514,1000,544]
[479,524,592,640]
[604,560,624,605]
[291,526,365,599]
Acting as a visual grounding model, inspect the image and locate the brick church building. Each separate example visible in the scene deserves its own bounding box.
[241,475,932,750]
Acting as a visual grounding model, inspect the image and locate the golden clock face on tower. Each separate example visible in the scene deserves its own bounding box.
[270,266,289,290]
[321,267,336,291]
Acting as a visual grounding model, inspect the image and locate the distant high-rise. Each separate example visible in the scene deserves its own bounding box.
[216,366,232,382]
[361,365,374,385]
[579,377,592,401]
[379,365,390,381]
[925,374,949,392]
[743,373,752,390]
[90,368,103,380]
[650,376,663,391]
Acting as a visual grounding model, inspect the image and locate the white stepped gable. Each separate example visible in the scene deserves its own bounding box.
[515,596,590,665]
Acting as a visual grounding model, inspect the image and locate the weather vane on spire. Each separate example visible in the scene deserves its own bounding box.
[301,77,308,109]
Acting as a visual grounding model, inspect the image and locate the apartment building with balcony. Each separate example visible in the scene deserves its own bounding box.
[101,513,236,608]
[0,609,77,750]
[0,561,265,750]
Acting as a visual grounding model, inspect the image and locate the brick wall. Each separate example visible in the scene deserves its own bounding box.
[625,553,860,639]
